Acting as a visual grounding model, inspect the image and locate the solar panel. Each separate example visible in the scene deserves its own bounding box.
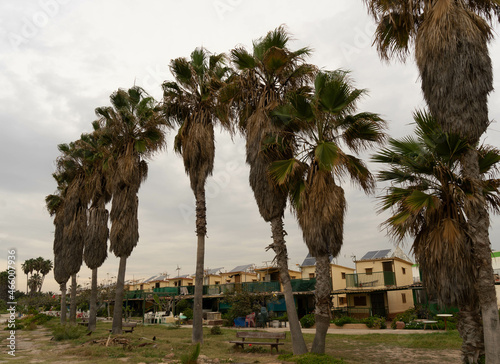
[360,251,378,260]
[206,267,223,275]
[230,264,253,273]
[301,253,316,266]
[373,249,392,259]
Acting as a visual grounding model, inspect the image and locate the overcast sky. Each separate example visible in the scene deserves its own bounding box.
[2,0,500,293]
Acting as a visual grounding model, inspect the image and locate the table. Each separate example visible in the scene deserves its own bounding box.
[436,314,453,330]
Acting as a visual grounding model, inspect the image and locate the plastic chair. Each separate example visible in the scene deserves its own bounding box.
[245,312,256,327]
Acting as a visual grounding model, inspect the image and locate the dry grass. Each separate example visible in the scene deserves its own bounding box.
[0,319,462,364]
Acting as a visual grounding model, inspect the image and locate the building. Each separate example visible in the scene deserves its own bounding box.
[332,248,415,318]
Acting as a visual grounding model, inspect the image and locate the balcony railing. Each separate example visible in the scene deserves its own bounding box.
[345,271,396,288]
[126,278,317,298]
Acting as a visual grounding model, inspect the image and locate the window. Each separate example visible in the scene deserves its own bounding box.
[402,293,407,304]
[188,283,193,286]
[353,296,367,306]
[290,276,296,279]
[309,273,315,278]
[402,267,406,275]
[215,281,220,285]
[341,272,346,279]
[155,282,160,288]
[339,297,347,305]
[365,268,373,275]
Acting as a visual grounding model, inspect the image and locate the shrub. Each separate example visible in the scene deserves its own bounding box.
[364,316,386,329]
[278,353,346,364]
[332,316,354,327]
[183,308,193,320]
[210,325,222,335]
[52,324,86,341]
[300,313,315,328]
[391,308,417,329]
[23,313,54,326]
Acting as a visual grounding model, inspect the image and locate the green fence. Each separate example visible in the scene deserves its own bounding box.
[291,278,316,292]
[345,271,396,288]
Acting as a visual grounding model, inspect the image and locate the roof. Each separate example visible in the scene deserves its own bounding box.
[301,253,333,266]
[229,264,254,273]
[142,274,168,283]
[357,247,412,264]
[205,267,224,275]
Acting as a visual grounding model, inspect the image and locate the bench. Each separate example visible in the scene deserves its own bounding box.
[77,318,88,326]
[109,322,137,333]
[422,320,438,330]
[230,331,286,353]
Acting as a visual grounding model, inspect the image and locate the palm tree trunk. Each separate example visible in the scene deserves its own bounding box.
[457,303,484,364]
[192,187,206,344]
[462,149,500,364]
[112,256,127,334]
[270,216,308,355]
[26,273,29,295]
[311,254,331,354]
[88,268,98,332]
[69,274,77,324]
[60,282,67,325]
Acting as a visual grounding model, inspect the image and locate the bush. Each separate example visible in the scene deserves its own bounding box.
[278,353,346,364]
[364,316,386,329]
[300,313,315,328]
[210,325,222,335]
[183,308,193,320]
[391,308,417,329]
[23,313,54,326]
[52,324,86,341]
[332,316,354,327]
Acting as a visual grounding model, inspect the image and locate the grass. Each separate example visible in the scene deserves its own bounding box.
[0,318,462,364]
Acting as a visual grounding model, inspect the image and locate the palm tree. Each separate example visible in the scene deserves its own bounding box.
[37,258,53,293]
[162,47,231,344]
[21,259,34,295]
[46,192,70,324]
[55,141,88,324]
[96,86,167,334]
[363,2,500,360]
[270,70,385,353]
[79,129,111,332]
[28,273,42,295]
[228,26,315,355]
[372,110,500,363]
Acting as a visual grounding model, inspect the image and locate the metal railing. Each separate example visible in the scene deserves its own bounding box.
[345,271,396,288]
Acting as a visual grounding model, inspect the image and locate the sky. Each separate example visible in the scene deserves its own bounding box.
[1,0,500,294]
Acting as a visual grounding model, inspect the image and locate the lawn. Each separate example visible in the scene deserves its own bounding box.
[1,317,462,364]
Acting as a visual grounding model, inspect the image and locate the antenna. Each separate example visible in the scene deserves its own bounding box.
[176,265,181,277]
[351,254,357,262]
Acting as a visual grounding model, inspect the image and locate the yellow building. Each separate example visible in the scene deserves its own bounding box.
[220,264,258,284]
[299,254,354,308]
[333,247,415,318]
[203,267,224,286]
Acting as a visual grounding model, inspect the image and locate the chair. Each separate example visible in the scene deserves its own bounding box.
[245,312,256,327]
[144,312,153,324]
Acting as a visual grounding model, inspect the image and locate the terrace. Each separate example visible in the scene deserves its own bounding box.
[345,271,396,289]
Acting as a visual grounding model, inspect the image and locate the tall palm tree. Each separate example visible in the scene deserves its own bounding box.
[21,259,34,295]
[37,258,53,293]
[372,110,500,363]
[270,70,385,353]
[46,192,70,324]
[162,47,231,344]
[363,2,500,360]
[96,86,167,334]
[228,26,315,355]
[79,129,112,332]
[56,141,88,324]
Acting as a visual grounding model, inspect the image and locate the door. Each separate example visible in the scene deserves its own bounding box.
[382,261,395,286]
[370,292,386,317]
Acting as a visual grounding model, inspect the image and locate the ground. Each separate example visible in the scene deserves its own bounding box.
[0,318,462,364]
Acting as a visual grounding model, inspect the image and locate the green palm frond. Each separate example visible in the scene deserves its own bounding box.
[230,47,256,70]
[269,158,305,186]
[170,58,193,86]
[314,141,340,171]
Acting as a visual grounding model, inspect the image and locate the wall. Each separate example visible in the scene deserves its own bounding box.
[387,289,414,315]
[392,260,414,286]
[331,265,354,290]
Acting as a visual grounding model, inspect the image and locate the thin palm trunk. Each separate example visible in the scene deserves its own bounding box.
[69,273,77,324]
[457,304,484,363]
[462,149,500,364]
[112,256,127,334]
[60,282,67,325]
[270,216,308,354]
[192,187,206,344]
[311,254,331,354]
[88,268,98,331]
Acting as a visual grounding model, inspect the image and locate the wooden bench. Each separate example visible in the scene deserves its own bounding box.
[109,322,137,333]
[77,318,88,326]
[230,331,286,353]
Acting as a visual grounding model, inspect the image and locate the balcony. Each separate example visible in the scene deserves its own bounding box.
[345,271,396,288]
